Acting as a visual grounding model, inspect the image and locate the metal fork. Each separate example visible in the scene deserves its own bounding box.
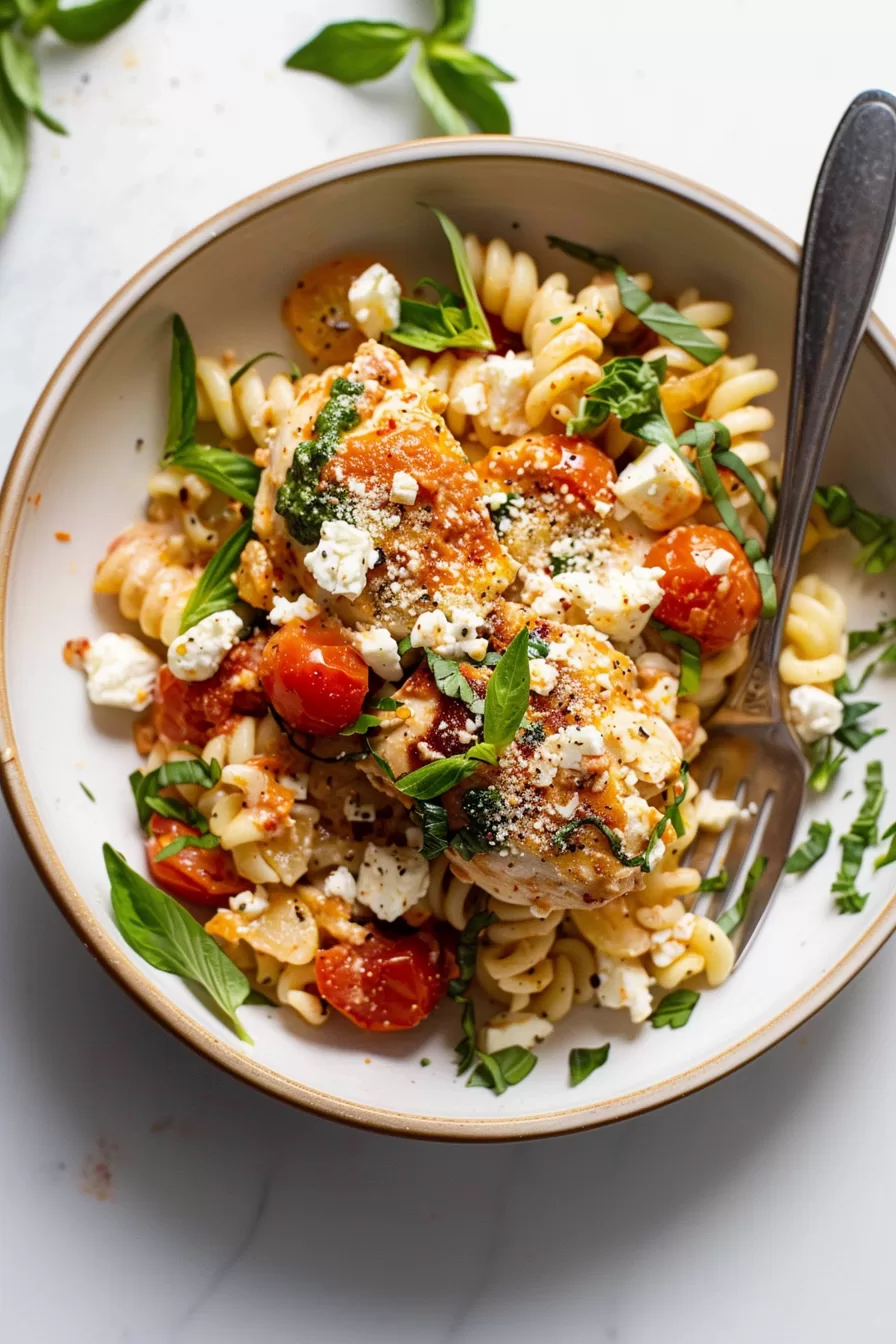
[692,89,896,964]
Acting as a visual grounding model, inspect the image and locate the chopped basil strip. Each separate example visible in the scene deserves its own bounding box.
[554,764,688,869]
[154,832,222,863]
[545,235,620,271]
[615,267,723,366]
[568,1044,610,1087]
[228,351,298,386]
[451,786,508,858]
[449,908,497,999]
[650,988,700,1030]
[784,821,832,874]
[425,649,482,711]
[79,781,96,802]
[167,441,261,508]
[413,799,450,860]
[814,485,896,573]
[164,313,198,454]
[454,998,477,1074]
[874,821,896,871]
[130,757,222,830]
[717,855,768,935]
[834,760,885,913]
[468,1045,537,1092]
[178,520,252,634]
[391,205,495,352]
[651,620,701,695]
[808,737,848,793]
[567,355,676,448]
[697,869,728,893]
[103,844,254,1043]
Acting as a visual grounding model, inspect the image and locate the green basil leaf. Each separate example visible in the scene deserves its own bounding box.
[616,266,723,366]
[426,203,492,344]
[784,820,832,874]
[395,752,478,800]
[142,794,209,831]
[411,48,469,134]
[697,869,728,893]
[650,988,700,1030]
[428,59,511,134]
[167,442,261,508]
[451,785,509,858]
[545,235,620,271]
[164,314,197,455]
[130,757,221,830]
[466,741,498,765]
[448,908,497,998]
[568,356,676,446]
[425,41,514,82]
[178,520,251,634]
[0,30,66,133]
[0,59,27,230]
[433,0,474,42]
[848,617,896,655]
[834,760,885,913]
[454,998,477,1074]
[569,1044,610,1086]
[103,844,253,1042]
[467,1049,507,1093]
[285,20,416,84]
[874,821,896,871]
[79,781,96,802]
[413,799,450,860]
[717,855,768,935]
[228,351,290,386]
[154,832,222,862]
[51,0,148,43]
[808,737,847,793]
[424,648,479,707]
[813,485,896,574]
[491,1045,537,1085]
[340,713,382,737]
[482,626,530,752]
[651,620,702,695]
[713,449,773,524]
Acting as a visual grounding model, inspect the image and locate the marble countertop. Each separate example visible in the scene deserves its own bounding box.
[3,2,896,1339]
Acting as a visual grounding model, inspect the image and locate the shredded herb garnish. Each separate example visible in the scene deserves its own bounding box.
[275,377,365,544]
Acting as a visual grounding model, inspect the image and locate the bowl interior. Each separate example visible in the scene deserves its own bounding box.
[4,142,896,1138]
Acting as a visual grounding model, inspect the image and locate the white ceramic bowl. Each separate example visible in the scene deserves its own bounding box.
[3,137,896,1140]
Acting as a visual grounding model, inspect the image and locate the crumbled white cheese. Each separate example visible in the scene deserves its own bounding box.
[554,791,579,819]
[167,610,243,683]
[611,444,702,530]
[390,470,419,506]
[622,793,656,852]
[704,547,733,577]
[519,567,569,620]
[410,607,487,662]
[479,1011,554,1054]
[596,952,655,1023]
[348,262,401,340]
[228,887,269,917]
[789,684,844,744]
[529,658,558,696]
[601,706,682,787]
[556,565,665,642]
[347,626,403,681]
[694,789,741,832]
[278,772,309,801]
[454,382,488,417]
[475,351,534,437]
[82,632,160,711]
[533,724,604,787]
[344,797,377,823]
[636,652,680,724]
[269,593,321,626]
[356,842,430,923]
[648,912,697,969]
[322,866,358,903]
[304,520,379,598]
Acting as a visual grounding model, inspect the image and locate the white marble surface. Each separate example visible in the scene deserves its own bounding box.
[3,1,896,1338]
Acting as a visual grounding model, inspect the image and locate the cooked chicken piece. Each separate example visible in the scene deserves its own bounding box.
[246,341,517,635]
[366,599,683,911]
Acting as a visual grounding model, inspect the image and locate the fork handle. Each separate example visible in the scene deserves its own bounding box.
[727,89,896,714]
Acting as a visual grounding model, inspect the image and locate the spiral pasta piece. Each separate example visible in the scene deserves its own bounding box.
[195,356,298,447]
[779,573,848,687]
[94,521,198,646]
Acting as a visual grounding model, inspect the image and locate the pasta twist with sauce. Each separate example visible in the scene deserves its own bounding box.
[94,521,198,646]
[195,356,299,447]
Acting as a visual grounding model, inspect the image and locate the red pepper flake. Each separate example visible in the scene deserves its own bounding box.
[55,530,71,542]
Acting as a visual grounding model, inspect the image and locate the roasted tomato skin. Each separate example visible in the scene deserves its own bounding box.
[645,524,762,655]
[282,253,381,364]
[153,634,267,746]
[145,815,245,904]
[477,433,616,514]
[315,929,452,1032]
[260,615,368,736]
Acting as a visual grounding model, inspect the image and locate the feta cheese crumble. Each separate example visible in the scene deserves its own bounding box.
[704,547,733,577]
[596,952,655,1023]
[555,565,665,642]
[533,724,604,786]
[304,520,379,598]
[82,632,160,710]
[528,658,559,696]
[356,842,429,923]
[322,866,358,903]
[228,887,269,918]
[347,626,403,682]
[347,263,401,340]
[789,684,844,744]
[612,444,702,530]
[694,789,742,832]
[390,471,419,506]
[475,351,534,437]
[410,607,488,662]
[167,610,243,683]
[479,1012,554,1054]
[269,593,321,626]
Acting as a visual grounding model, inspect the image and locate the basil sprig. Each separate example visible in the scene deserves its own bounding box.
[167,442,261,510]
[178,520,252,634]
[834,760,885,913]
[814,485,896,574]
[414,799,450,860]
[544,237,723,366]
[0,1,148,231]
[129,757,223,857]
[104,845,255,1043]
[424,648,484,714]
[468,1045,537,1093]
[165,313,198,454]
[393,627,530,800]
[651,620,702,695]
[285,2,514,136]
[650,988,700,1030]
[784,821,832,875]
[553,763,689,869]
[717,855,768,935]
[569,1044,610,1087]
[567,355,678,448]
[390,205,495,353]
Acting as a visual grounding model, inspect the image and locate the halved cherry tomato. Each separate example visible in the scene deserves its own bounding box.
[260,615,368,736]
[645,523,761,655]
[477,433,616,514]
[282,254,381,364]
[145,815,245,905]
[153,634,268,747]
[315,929,453,1032]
